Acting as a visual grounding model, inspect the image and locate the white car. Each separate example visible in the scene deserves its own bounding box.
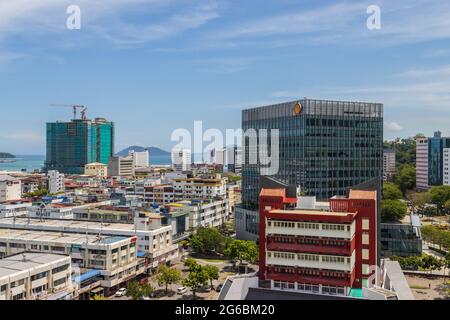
[177,287,188,295]
[115,288,127,297]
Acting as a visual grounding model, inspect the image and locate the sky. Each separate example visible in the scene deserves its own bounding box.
[0,0,450,155]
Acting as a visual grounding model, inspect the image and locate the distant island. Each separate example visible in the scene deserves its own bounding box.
[116,146,170,157]
[0,152,15,159]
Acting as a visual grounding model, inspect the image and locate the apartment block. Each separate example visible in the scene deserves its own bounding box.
[0,253,73,300]
[259,187,378,297]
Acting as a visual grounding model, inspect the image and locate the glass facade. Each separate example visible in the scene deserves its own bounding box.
[380,223,422,257]
[241,99,383,207]
[45,119,114,174]
[428,135,450,186]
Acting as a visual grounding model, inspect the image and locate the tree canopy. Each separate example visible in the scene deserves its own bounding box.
[382,199,408,222]
[383,182,403,200]
[156,265,181,294]
[429,185,450,214]
[126,280,154,300]
[393,164,416,194]
[189,227,226,254]
[224,240,258,264]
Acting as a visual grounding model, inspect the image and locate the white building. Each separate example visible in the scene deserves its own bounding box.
[444,148,450,186]
[84,162,108,178]
[0,201,32,219]
[171,149,191,172]
[173,177,227,201]
[0,175,21,202]
[129,149,149,168]
[383,149,396,182]
[0,215,179,269]
[108,156,135,177]
[0,253,73,301]
[169,199,229,230]
[416,137,429,190]
[215,146,242,173]
[0,230,143,291]
[47,170,65,194]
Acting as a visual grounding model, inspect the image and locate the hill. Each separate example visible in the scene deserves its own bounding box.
[0,152,15,159]
[116,146,170,157]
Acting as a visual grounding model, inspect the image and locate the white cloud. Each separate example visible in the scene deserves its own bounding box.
[385,122,403,132]
[204,0,450,49]
[0,0,222,47]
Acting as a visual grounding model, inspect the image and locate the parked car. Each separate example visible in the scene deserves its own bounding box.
[215,284,223,292]
[203,286,211,292]
[141,296,152,300]
[177,287,188,295]
[115,288,127,297]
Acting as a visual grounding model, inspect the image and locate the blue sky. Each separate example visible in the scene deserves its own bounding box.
[1,0,450,154]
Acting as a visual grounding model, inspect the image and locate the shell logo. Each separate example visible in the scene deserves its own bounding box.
[293,102,302,116]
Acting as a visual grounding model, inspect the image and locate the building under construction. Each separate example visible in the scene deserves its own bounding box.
[44,106,114,174]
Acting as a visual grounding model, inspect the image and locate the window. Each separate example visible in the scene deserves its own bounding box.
[53,278,66,287]
[362,232,370,245]
[362,249,369,260]
[362,218,370,230]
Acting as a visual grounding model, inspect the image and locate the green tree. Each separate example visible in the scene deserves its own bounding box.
[394,164,416,194]
[156,265,182,294]
[184,258,198,270]
[190,227,225,254]
[224,240,259,264]
[204,265,219,289]
[409,192,431,216]
[182,264,209,299]
[429,185,450,214]
[383,182,403,200]
[381,200,408,222]
[126,280,154,300]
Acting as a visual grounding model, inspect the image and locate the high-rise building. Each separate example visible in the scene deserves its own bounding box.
[416,131,450,190]
[129,149,149,168]
[171,149,191,172]
[45,117,114,174]
[258,187,378,296]
[416,137,429,190]
[241,99,383,206]
[444,148,450,186]
[383,149,396,181]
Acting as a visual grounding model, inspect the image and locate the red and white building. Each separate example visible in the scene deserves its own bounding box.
[259,188,377,297]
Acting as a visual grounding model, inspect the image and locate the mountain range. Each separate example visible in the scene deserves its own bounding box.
[115,146,170,157]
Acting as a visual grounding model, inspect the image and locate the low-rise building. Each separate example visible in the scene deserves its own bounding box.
[169,199,228,230]
[0,201,32,219]
[84,162,108,178]
[0,175,21,202]
[0,229,143,291]
[0,252,73,300]
[172,176,227,201]
[0,216,178,269]
[108,156,135,177]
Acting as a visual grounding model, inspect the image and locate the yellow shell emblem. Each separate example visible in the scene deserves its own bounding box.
[293,102,302,116]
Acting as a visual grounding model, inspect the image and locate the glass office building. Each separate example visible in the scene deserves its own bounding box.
[45,118,114,174]
[241,99,383,207]
[427,131,450,186]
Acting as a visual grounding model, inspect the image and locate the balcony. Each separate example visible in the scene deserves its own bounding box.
[266,241,352,256]
[266,272,350,287]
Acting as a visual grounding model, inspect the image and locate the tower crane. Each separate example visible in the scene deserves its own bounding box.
[50,104,88,120]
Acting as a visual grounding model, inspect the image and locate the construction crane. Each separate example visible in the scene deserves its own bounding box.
[50,104,88,120]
